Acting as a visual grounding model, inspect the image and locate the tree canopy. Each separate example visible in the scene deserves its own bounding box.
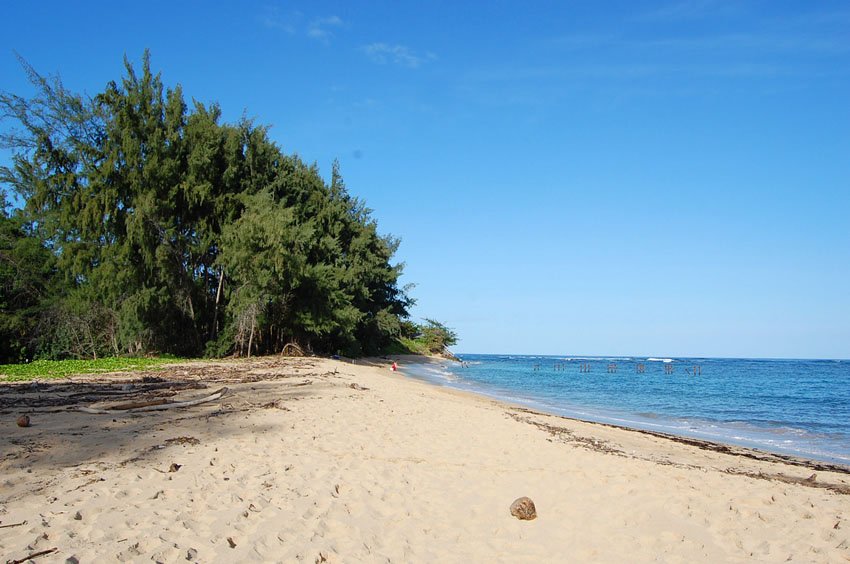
[0,51,424,362]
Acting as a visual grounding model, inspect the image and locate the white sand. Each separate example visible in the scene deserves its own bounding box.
[1,356,848,563]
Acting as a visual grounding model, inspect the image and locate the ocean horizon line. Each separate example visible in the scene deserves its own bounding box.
[452,352,849,362]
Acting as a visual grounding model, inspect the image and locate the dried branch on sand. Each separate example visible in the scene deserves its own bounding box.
[79,387,228,414]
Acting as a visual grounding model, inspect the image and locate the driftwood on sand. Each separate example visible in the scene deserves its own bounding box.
[79,387,228,414]
[281,342,305,357]
[7,547,58,564]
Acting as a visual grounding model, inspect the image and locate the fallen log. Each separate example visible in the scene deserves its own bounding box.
[79,387,228,414]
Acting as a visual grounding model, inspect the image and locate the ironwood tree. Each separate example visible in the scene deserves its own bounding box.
[0,51,416,361]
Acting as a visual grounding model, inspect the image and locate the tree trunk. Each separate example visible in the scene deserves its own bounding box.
[247,315,255,359]
[211,267,225,339]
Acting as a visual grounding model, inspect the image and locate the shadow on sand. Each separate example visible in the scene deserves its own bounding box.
[0,358,337,476]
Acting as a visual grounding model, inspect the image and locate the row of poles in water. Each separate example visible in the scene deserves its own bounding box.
[533,361,703,375]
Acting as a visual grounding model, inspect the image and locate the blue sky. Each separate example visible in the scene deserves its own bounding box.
[2,1,849,358]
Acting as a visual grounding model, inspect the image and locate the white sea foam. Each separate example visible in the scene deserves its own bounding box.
[402,356,850,464]
[404,362,459,384]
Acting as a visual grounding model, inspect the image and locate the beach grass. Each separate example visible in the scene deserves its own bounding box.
[0,356,183,382]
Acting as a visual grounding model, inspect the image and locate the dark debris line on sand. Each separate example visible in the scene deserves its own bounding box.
[507,407,850,495]
[507,411,627,457]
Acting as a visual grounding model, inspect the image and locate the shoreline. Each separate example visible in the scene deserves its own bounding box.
[392,354,850,468]
[2,355,848,561]
[389,356,850,479]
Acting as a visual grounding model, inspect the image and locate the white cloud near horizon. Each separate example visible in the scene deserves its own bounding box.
[363,43,436,68]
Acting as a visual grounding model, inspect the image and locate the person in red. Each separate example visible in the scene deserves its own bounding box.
[391,361,398,372]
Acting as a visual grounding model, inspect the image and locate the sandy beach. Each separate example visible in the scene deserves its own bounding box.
[1,356,848,563]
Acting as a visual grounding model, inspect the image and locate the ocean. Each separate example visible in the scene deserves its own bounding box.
[403,354,850,465]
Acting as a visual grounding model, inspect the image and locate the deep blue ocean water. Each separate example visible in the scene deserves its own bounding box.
[403,354,850,465]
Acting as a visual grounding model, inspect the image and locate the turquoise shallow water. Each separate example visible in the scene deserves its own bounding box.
[403,354,850,465]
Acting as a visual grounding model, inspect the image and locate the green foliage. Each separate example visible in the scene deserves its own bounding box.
[0,191,57,362]
[0,52,416,359]
[394,336,427,355]
[388,319,458,356]
[0,356,182,381]
[35,291,118,360]
[419,318,459,353]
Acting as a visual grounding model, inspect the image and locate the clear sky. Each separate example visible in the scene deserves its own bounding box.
[2,1,849,358]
